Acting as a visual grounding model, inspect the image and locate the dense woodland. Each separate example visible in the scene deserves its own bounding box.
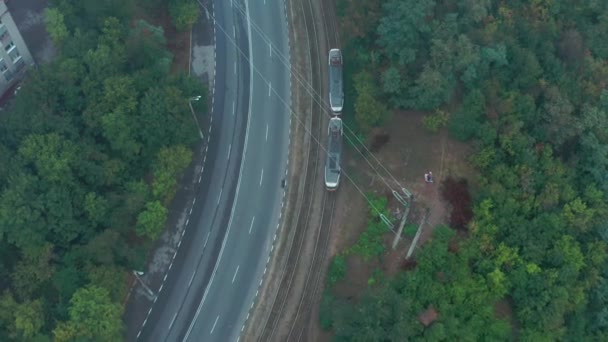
[326,0,608,340]
[0,0,202,340]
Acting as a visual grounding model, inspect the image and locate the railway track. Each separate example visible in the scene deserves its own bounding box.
[257,0,341,340]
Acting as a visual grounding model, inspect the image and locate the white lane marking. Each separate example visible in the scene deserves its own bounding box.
[193,198,196,205]
[227,144,232,159]
[204,231,210,248]
[249,216,255,234]
[265,124,269,141]
[268,82,271,97]
[169,312,178,330]
[188,270,196,288]
[233,24,236,37]
[232,101,235,116]
[232,265,240,283]
[210,315,219,334]
[234,61,237,74]
[259,169,264,186]
[269,42,271,56]
[217,188,223,205]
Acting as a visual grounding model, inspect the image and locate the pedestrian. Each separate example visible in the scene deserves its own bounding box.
[424,172,433,183]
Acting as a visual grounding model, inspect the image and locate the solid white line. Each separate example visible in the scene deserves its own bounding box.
[188,270,196,288]
[268,82,271,97]
[169,312,178,330]
[232,101,235,116]
[269,42,271,56]
[233,24,236,37]
[227,144,231,159]
[234,61,236,74]
[259,169,264,186]
[265,124,269,141]
[217,188,223,204]
[232,265,240,283]
[210,315,219,334]
[249,216,255,234]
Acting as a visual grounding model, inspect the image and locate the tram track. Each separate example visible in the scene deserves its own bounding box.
[257,0,341,340]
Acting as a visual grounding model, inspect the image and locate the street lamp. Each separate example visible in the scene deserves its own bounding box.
[132,270,155,298]
[188,96,204,139]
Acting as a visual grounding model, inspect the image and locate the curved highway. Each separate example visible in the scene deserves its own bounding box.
[182,0,291,340]
[133,0,291,340]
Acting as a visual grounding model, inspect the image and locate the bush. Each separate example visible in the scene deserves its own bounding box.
[440,177,473,230]
[403,224,418,237]
[327,254,347,287]
[319,293,335,330]
[350,195,391,260]
[422,109,450,133]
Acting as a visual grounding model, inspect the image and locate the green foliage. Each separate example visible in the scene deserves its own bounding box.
[331,0,608,339]
[327,254,347,287]
[403,223,418,237]
[152,145,193,204]
[422,109,450,133]
[44,8,70,44]
[332,227,510,341]
[353,71,387,136]
[350,195,390,260]
[168,0,200,31]
[54,285,123,341]
[319,293,335,330]
[136,201,168,239]
[0,1,207,338]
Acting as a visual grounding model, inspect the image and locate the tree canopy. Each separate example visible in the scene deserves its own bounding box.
[328,0,608,339]
[0,1,205,339]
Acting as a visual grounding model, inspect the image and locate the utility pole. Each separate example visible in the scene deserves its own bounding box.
[392,188,413,249]
[132,270,155,299]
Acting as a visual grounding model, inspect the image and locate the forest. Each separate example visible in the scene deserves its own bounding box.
[325,0,608,340]
[0,0,203,340]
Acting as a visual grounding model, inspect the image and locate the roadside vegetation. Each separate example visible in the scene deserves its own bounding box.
[0,0,204,340]
[324,0,608,340]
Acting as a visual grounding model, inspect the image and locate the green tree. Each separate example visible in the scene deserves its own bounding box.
[353,71,387,135]
[45,8,70,44]
[55,285,123,342]
[136,201,168,239]
[168,0,200,31]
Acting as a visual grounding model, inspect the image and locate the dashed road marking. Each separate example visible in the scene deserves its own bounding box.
[232,265,240,283]
[210,315,219,334]
[249,216,255,234]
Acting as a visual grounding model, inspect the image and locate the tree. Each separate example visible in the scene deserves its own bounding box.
[377,0,436,65]
[136,201,168,240]
[152,145,193,204]
[168,0,200,31]
[54,285,123,342]
[353,71,386,135]
[45,8,69,44]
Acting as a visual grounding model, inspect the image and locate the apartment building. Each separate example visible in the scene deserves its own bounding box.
[0,0,34,96]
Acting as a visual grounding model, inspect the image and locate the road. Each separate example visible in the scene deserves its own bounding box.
[182,0,291,340]
[133,0,291,340]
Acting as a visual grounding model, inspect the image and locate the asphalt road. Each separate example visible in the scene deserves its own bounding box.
[182,0,291,340]
[134,0,291,340]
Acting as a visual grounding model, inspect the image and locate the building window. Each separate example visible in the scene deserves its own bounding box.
[0,60,6,72]
[4,69,13,82]
[13,58,24,71]
[9,48,20,62]
[4,41,14,52]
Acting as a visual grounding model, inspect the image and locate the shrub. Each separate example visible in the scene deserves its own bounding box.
[327,254,347,287]
[422,109,450,133]
[319,293,335,330]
